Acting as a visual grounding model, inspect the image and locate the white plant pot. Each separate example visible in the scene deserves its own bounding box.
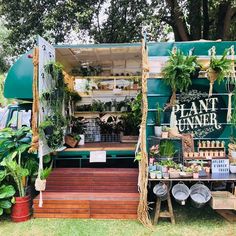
[154,126,162,137]
[78,134,85,145]
[150,172,156,179]
[231,150,236,159]
[230,164,236,174]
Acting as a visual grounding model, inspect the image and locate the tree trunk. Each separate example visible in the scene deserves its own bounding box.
[188,0,202,40]
[216,2,236,40]
[166,0,190,41]
[202,0,209,39]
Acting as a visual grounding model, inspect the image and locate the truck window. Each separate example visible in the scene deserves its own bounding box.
[8,110,18,129]
[20,110,32,127]
[0,108,9,130]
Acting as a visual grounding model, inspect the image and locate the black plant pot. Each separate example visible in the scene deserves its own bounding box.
[42,93,50,101]
[190,66,201,79]
[43,126,54,135]
[228,83,235,92]
[48,64,54,76]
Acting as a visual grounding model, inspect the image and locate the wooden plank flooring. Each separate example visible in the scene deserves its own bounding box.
[64,143,136,151]
[33,168,139,219]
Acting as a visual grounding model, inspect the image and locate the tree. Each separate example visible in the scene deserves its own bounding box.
[0,0,101,54]
[151,0,236,41]
[0,19,9,73]
[91,0,155,43]
[0,0,236,54]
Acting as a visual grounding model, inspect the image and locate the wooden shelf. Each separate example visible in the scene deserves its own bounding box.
[75,111,126,114]
[184,157,227,161]
[76,75,141,80]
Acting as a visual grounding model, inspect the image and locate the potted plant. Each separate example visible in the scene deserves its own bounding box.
[154,103,163,137]
[159,140,176,159]
[39,119,54,136]
[193,167,199,179]
[156,171,162,179]
[162,48,198,106]
[161,126,169,138]
[35,165,52,192]
[69,117,87,146]
[207,48,232,96]
[39,114,66,150]
[0,170,16,217]
[1,158,30,222]
[149,145,159,159]
[149,171,156,179]
[120,93,142,142]
[230,162,236,174]
[228,137,236,159]
[0,127,36,222]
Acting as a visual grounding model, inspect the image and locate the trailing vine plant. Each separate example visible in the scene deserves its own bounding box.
[39,62,67,150]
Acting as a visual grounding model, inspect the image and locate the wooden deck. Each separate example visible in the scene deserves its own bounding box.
[64,142,136,151]
[33,168,139,219]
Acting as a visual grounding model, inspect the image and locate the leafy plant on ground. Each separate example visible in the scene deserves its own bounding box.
[1,159,28,197]
[0,170,15,216]
[0,127,31,164]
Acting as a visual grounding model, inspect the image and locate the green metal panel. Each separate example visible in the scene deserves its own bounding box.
[4,50,33,100]
[148,41,236,56]
[146,41,236,152]
[57,150,134,157]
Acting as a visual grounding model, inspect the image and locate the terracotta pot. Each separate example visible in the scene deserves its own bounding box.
[193,172,199,179]
[11,195,30,223]
[161,132,168,138]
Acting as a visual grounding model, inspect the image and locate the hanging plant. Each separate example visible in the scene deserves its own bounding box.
[207,48,232,96]
[39,114,67,150]
[162,48,199,107]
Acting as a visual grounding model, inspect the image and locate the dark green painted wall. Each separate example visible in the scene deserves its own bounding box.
[147,41,236,152]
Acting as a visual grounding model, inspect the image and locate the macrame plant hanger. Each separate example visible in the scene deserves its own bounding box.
[207,46,216,97]
[226,46,235,123]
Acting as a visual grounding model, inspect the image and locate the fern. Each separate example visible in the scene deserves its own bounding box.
[209,49,233,84]
[162,49,198,93]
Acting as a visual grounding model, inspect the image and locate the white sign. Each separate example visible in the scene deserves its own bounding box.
[211,159,229,173]
[90,151,106,163]
[38,36,55,156]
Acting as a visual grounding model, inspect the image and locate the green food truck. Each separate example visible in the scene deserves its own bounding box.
[3,38,236,222]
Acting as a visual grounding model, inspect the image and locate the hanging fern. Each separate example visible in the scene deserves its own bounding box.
[162,49,199,106]
[209,49,232,84]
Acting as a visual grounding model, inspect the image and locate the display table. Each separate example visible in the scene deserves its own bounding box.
[148,173,236,182]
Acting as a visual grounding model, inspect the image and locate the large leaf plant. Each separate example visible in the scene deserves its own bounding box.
[162,49,198,107]
[0,170,15,216]
[0,127,39,197]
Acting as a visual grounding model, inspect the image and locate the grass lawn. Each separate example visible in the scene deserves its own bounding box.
[0,204,236,236]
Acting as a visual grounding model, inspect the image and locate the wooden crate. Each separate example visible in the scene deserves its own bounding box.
[210,191,236,210]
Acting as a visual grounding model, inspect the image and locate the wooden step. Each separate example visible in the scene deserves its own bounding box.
[33,192,139,219]
[33,168,139,219]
